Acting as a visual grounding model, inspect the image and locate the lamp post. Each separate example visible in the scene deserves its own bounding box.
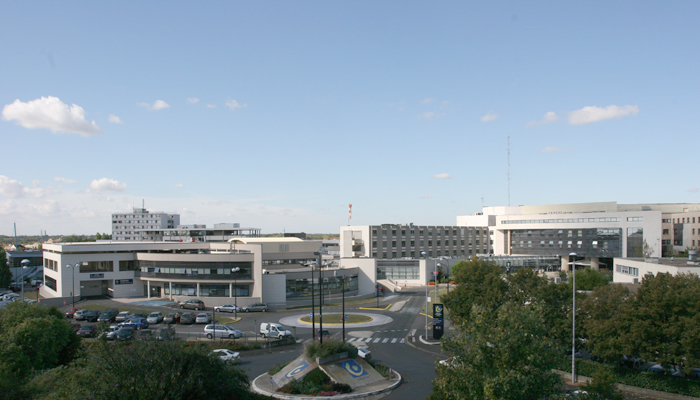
[435,262,441,303]
[65,263,79,308]
[570,252,577,383]
[335,271,346,342]
[421,251,428,340]
[20,259,30,302]
[319,267,323,344]
[231,267,240,318]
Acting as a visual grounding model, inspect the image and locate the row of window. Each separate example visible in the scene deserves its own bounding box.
[616,264,639,277]
[372,228,486,237]
[373,240,476,248]
[513,240,610,249]
[373,249,489,258]
[503,217,623,224]
[44,259,58,271]
[162,283,250,297]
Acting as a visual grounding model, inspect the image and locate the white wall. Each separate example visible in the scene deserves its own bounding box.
[340,257,376,296]
[262,273,287,307]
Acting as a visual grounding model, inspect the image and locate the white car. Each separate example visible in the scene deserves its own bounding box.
[357,347,371,360]
[147,312,164,324]
[2,293,20,301]
[213,349,240,362]
[101,326,119,340]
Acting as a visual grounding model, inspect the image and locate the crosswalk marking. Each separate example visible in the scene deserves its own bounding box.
[391,338,397,343]
[342,337,406,344]
[373,338,381,343]
[382,338,389,343]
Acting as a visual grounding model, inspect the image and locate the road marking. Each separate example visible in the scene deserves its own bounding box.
[347,338,357,342]
[373,338,381,343]
[391,338,398,343]
[382,338,390,343]
[400,338,405,343]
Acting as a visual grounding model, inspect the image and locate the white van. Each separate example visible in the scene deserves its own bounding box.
[259,322,292,339]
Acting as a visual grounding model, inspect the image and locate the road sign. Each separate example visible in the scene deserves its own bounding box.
[309,313,313,319]
[433,271,439,275]
[344,315,348,320]
[433,303,445,340]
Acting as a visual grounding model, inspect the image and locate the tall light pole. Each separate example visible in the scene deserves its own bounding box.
[20,259,30,302]
[65,263,79,308]
[434,262,441,303]
[421,251,428,340]
[570,252,577,383]
[231,267,240,318]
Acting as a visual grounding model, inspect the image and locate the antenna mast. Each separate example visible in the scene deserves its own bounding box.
[507,136,511,207]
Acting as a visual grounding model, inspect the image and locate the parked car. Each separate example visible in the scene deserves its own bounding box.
[128,312,148,319]
[77,325,96,338]
[163,313,180,324]
[118,318,149,330]
[195,313,212,324]
[179,313,195,324]
[97,309,119,323]
[179,299,205,310]
[213,349,240,362]
[204,324,242,339]
[116,326,135,341]
[137,329,154,341]
[317,329,331,339]
[242,303,269,313]
[2,293,20,301]
[157,327,177,341]
[147,312,164,324]
[83,310,101,323]
[65,307,78,318]
[357,347,371,360]
[115,311,130,322]
[101,326,119,340]
[260,322,292,338]
[70,321,81,333]
[214,304,240,313]
[74,309,94,321]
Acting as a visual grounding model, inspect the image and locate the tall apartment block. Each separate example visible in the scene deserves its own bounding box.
[111,207,180,241]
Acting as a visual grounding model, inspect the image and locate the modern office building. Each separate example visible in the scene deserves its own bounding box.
[612,252,700,284]
[40,237,366,309]
[456,202,700,270]
[339,224,491,260]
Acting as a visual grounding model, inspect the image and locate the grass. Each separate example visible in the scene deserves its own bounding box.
[299,314,372,324]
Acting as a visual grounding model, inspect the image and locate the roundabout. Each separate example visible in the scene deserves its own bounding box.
[279,313,393,329]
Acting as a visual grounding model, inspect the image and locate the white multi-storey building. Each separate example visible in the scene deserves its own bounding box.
[112,207,180,241]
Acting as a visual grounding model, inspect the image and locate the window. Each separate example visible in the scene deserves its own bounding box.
[627,217,644,222]
[663,229,669,235]
[45,276,57,291]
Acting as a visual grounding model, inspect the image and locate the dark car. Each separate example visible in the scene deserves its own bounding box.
[77,325,96,338]
[97,309,119,323]
[179,312,195,324]
[137,329,154,341]
[70,321,81,333]
[83,310,101,323]
[241,303,269,313]
[179,299,205,310]
[163,313,180,324]
[116,326,135,341]
[317,329,331,339]
[157,327,177,341]
[128,312,148,319]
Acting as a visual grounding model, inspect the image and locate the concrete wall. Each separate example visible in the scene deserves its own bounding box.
[340,258,376,296]
[262,273,287,308]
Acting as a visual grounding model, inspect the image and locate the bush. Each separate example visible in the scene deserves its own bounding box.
[367,360,391,378]
[278,368,352,396]
[304,338,358,359]
[268,361,291,376]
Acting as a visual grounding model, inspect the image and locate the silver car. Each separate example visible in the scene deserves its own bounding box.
[204,324,242,339]
[213,304,240,313]
[195,313,212,324]
[241,303,269,312]
[147,312,164,324]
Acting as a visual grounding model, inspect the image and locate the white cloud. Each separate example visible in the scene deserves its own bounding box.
[225,100,247,111]
[527,111,558,127]
[89,178,127,192]
[206,104,217,108]
[687,186,699,193]
[433,173,453,179]
[54,177,76,184]
[187,97,200,104]
[174,183,183,188]
[480,112,498,123]
[108,114,123,124]
[568,105,639,125]
[541,146,564,153]
[419,111,444,119]
[0,176,54,198]
[421,98,434,104]
[1,96,102,136]
[137,100,170,111]
[420,194,432,199]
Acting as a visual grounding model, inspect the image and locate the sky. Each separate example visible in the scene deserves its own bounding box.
[2,1,700,236]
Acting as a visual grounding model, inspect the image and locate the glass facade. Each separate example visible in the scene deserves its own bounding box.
[138,260,252,279]
[376,260,420,280]
[627,227,644,257]
[509,228,623,258]
[286,275,358,299]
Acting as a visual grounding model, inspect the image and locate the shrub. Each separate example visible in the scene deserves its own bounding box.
[304,338,358,359]
[367,360,391,378]
[268,361,291,376]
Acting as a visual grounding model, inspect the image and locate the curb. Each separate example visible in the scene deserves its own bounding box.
[252,371,402,400]
[404,334,444,357]
[359,304,392,311]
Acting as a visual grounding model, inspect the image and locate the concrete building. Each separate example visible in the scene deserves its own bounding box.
[339,224,491,260]
[41,238,366,309]
[112,207,180,241]
[612,253,700,284]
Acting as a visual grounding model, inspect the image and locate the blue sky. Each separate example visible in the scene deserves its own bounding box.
[2,1,699,236]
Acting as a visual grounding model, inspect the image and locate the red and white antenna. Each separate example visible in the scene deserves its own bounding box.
[348,204,352,225]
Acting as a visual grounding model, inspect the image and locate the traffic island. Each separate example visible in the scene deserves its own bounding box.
[252,339,401,399]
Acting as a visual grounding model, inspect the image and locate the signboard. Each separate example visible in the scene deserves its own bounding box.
[433,303,444,340]
[89,273,104,279]
[114,279,133,285]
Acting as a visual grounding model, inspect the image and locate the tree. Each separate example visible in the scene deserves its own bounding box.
[431,302,561,400]
[571,268,610,291]
[441,257,508,326]
[578,369,624,400]
[579,284,632,362]
[28,341,264,400]
[0,302,81,398]
[642,239,654,259]
[0,251,11,288]
[626,272,700,372]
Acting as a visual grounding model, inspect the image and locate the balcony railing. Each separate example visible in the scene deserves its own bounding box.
[135,271,252,281]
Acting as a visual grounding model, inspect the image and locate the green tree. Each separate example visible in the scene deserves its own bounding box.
[28,341,264,400]
[431,302,561,400]
[578,369,624,400]
[441,257,507,326]
[570,268,610,291]
[579,284,632,362]
[0,302,81,398]
[0,251,11,288]
[627,272,700,372]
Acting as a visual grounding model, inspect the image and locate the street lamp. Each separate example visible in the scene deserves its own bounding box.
[434,262,441,304]
[569,252,578,384]
[335,271,347,342]
[20,259,30,302]
[421,251,428,340]
[65,263,79,308]
[231,267,240,318]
